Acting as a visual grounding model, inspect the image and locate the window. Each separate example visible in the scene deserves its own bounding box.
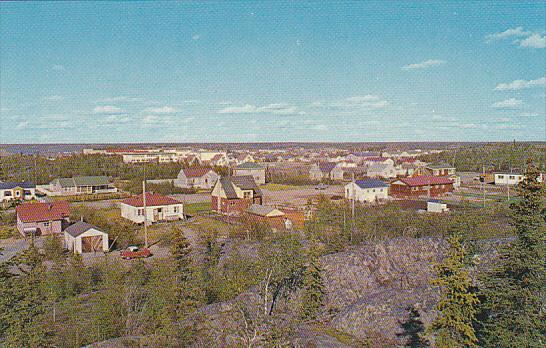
[44,221,51,227]
[372,189,376,193]
[509,175,515,180]
[498,175,504,179]
[4,191,11,197]
[15,191,21,197]
[174,206,180,213]
[243,191,251,199]
[137,209,144,216]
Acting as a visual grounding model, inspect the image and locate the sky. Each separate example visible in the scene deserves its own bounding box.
[1,1,545,143]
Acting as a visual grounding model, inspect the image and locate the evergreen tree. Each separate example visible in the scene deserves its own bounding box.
[397,306,429,347]
[428,234,479,348]
[477,162,545,347]
[300,237,325,320]
[0,245,52,347]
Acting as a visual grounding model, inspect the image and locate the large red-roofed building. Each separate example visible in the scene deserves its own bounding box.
[389,176,454,198]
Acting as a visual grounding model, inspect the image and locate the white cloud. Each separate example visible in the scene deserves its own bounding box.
[51,64,66,71]
[311,124,328,131]
[459,123,479,129]
[313,95,389,110]
[520,112,540,117]
[102,115,131,124]
[43,95,64,101]
[218,103,300,115]
[218,104,257,114]
[491,98,523,109]
[144,106,178,113]
[93,105,124,114]
[494,77,546,91]
[401,59,446,70]
[97,96,142,103]
[192,34,201,41]
[485,27,531,42]
[143,115,160,123]
[519,33,546,48]
[15,121,29,130]
[486,27,545,49]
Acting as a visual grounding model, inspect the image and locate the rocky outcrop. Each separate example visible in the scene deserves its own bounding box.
[320,237,446,346]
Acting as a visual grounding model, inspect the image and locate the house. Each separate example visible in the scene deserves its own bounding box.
[493,172,544,185]
[232,153,255,165]
[389,176,454,198]
[344,179,389,203]
[209,153,230,167]
[49,176,117,196]
[16,201,70,237]
[423,163,456,176]
[64,221,109,254]
[362,157,395,166]
[366,163,397,179]
[174,167,219,189]
[0,182,36,202]
[120,192,184,224]
[309,162,344,181]
[233,162,266,185]
[245,204,291,230]
[427,200,449,213]
[211,176,263,215]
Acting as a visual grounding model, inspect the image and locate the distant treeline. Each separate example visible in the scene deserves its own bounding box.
[420,143,545,172]
[0,154,230,185]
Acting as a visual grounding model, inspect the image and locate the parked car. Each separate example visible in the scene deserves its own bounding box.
[121,246,152,259]
[315,183,329,190]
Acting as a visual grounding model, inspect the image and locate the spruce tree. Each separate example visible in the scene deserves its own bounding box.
[428,233,479,348]
[300,237,325,320]
[477,162,545,347]
[397,306,429,347]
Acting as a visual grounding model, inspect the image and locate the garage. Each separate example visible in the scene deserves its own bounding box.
[64,221,109,254]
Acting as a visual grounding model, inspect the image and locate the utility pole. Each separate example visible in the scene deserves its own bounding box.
[482,164,486,208]
[143,180,148,248]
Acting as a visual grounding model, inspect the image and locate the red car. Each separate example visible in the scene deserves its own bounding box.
[121,246,152,259]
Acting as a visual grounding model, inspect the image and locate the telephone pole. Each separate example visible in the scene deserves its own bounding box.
[143,180,148,248]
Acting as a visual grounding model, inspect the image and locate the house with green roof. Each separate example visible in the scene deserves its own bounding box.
[49,176,117,196]
[233,162,266,185]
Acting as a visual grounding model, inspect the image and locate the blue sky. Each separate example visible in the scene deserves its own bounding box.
[1,1,544,143]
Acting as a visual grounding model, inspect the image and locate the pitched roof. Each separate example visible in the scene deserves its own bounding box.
[16,201,70,223]
[218,176,262,199]
[182,167,213,178]
[54,176,110,188]
[236,162,264,170]
[64,221,105,238]
[354,179,389,189]
[246,204,285,217]
[395,176,454,187]
[317,162,338,173]
[0,182,35,190]
[121,192,181,207]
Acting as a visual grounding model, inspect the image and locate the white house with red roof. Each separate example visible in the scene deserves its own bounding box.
[174,167,219,189]
[16,201,71,237]
[120,192,184,224]
[362,157,395,166]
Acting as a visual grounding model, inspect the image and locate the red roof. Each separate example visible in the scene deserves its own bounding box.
[395,176,454,187]
[183,167,213,178]
[121,192,181,207]
[16,201,70,223]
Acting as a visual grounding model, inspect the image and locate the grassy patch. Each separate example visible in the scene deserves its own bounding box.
[313,325,371,346]
[261,183,301,191]
[0,225,17,239]
[184,201,211,215]
[187,216,234,237]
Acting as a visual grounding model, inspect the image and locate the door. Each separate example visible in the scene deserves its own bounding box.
[81,236,103,252]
